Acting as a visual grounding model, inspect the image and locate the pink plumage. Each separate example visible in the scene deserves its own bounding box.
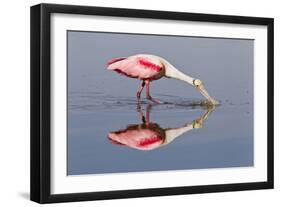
[108,125,164,150]
[106,54,218,106]
[107,54,164,80]
[107,54,166,104]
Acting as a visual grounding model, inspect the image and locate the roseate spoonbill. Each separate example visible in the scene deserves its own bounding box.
[107,54,218,105]
[107,104,215,151]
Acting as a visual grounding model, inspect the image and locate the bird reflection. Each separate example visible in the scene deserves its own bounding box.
[107,103,216,151]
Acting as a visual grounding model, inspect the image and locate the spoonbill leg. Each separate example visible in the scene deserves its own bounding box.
[145,80,162,104]
[136,81,145,100]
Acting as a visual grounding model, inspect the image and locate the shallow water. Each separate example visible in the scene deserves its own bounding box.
[67,93,253,175]
[67,31,254,175]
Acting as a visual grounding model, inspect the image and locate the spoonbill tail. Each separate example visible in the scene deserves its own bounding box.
[107,54,218,105]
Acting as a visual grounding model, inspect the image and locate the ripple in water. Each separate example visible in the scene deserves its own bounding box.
[68,90,250,112]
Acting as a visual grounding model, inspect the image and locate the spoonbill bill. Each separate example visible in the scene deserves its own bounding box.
[107,54,218,105]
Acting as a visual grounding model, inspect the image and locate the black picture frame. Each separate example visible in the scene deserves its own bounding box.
[30,3,274,204]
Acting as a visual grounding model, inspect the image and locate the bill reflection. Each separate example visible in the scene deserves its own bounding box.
[108,104,216,151]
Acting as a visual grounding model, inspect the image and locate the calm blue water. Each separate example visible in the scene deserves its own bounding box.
[67,31,253,175]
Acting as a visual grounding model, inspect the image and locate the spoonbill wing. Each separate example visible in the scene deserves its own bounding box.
[107,55,163,80]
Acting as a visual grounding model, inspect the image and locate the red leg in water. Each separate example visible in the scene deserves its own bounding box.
[136,102,146,123]
[145,80,162,104]
[145,104,152,126]
[136,81,145,101]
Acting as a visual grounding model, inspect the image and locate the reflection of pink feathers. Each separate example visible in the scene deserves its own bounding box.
[107,55,164,80]
[108,129,163,150]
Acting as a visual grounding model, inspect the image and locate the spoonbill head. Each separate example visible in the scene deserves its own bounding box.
[107,54,218,105]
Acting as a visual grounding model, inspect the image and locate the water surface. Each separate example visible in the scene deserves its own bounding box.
[67,31,253,175]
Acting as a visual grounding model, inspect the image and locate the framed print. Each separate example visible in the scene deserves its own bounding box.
[30,3,274,203]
